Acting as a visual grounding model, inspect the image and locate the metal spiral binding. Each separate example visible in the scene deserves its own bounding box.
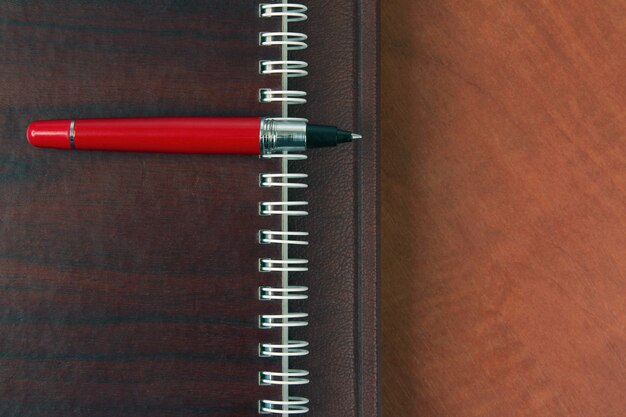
[260,370,310,385]
[259,340,309,357]
[259,286,309,300]
[259,258,308,272]
[259,3,307,22]
[259,201,308,217]
[259,32,308,50]
[259,89,307,105]
[258,2,310,415]
[260,173,308,189]
[260,60,308,78]
[260,398,310,416]
[259,230,309,246]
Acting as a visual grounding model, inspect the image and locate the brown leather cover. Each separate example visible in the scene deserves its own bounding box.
[0,1,379,416]
[288,1,380,416]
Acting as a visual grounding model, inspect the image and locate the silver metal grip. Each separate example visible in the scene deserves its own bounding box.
[260,118,307,154]
[69,120,76,149]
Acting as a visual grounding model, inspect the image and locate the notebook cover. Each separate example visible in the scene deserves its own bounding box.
[0,2,284,416]
[289,0,380,416]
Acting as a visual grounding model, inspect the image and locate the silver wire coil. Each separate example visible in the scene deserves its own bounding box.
[259,312,309,328]
[261,152,307,161]
[259,3,308,22]
[260,60,308,77]
[259,230,309,245]
[259,397,310,415]
[258,2,309,415]
[259,31,308,50]
[259,340,309,357]
[259,88,307,105]
[259,286,309,301]
[259,258,308,273]
[260,173,308,189]
[260,370,310,386]
[258,24,308,107]
[259,201,308,216]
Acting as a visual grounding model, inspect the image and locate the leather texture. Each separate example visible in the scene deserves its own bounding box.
[288,1,380,416]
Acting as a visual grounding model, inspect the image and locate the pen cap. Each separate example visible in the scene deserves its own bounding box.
[27,120,72,149]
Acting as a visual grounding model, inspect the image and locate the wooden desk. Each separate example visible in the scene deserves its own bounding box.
[382,1,626,416]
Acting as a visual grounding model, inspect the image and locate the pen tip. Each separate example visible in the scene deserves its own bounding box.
[351,133,362,140]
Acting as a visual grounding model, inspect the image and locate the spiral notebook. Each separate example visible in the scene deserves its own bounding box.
[0,1,378,416]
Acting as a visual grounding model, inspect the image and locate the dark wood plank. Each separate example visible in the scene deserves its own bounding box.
[383,1,626,416]
[0,2,283,416]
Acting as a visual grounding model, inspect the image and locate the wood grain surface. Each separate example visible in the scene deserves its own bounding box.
[0,2,283,416]
[382,1,626,417]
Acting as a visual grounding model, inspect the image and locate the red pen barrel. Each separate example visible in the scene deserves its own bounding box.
[26,117,262,155]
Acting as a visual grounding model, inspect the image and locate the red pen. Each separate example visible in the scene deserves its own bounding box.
[26,117,361,155]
